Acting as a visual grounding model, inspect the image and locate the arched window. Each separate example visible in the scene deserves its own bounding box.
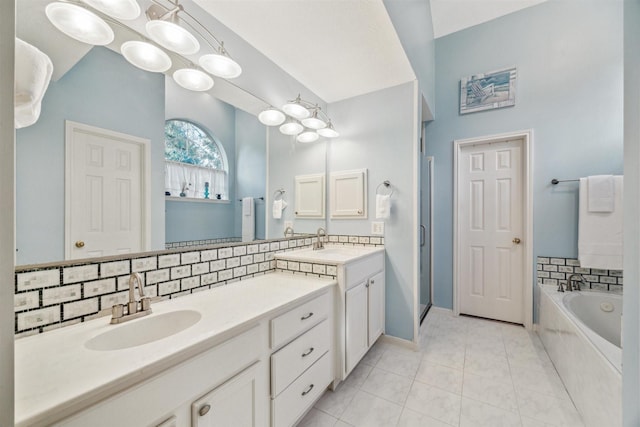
[164,119,228,199]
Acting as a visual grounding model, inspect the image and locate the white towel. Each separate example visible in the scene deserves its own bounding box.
[14,38,53,129]
[588,175,615,212]
[376,194,391,219]
[578,176,623,270]
[272,199,287,219]
[242,197,255,242]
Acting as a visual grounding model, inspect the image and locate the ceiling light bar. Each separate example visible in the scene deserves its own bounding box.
[45,2,115,46]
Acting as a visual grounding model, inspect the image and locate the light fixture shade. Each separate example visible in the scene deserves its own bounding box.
[146,20,200,55]
[297,130,319,143]
[121,41,172,73]
[282,101,310,120]
[173,69,214,91]
[199,54,242,79]
[259,108,286,126]
[317,121,339,138]
[301,112,326,130]
[279,119,304,136]
[45,2,114,46]
[81,0,141,20]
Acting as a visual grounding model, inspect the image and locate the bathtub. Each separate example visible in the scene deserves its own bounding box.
[538,285,621,427]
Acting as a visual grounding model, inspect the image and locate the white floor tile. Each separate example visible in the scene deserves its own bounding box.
[462,371,518,412]
[360,367,413,405]
[404,381,462,426]
[415,359,464,395]
[376,348,421,378]
[510,364,569,400]
[342,360,374,389]
[516,388,584,427]
[396,407,454,427]
[459,397,521,427]
[464,352,512,384]
[314,383,358,418]
[296,408,338,427]
[340,390,403,427]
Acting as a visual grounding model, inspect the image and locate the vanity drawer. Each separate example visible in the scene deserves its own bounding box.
[271,353,332,427]
[344,252,384,290]
[271,291,331,349]
[271,319,330,397]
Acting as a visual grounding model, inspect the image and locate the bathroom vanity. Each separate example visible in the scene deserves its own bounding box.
[274,246,385,381]
[15,273,335,427]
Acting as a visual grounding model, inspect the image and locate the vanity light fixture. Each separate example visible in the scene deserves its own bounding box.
[279,119,304,136]
[199,46,243,79]
[121,41,172,73]
[258,108,286,126]
[45,2,114,46]
[317,120,339,138]
[145,19,200,55]
[173,68,214,91]
[301,109,326,130]
[282,95,311,120]
[296,130,320,143]
[81,0,140,20]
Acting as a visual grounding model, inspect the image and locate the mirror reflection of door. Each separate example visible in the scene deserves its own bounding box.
[65,121,149,260]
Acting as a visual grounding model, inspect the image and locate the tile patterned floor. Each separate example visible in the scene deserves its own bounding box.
[296,309,584,427]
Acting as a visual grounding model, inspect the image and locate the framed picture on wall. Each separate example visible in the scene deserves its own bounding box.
[460,66,517,114]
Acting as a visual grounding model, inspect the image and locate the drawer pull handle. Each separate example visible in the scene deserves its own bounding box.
[301,312,314,320]
[198,404,211,417]
[301,384,315,396]
[301,347,315,357]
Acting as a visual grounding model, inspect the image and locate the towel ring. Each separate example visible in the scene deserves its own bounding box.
[273,188,286,201]
[376,180,393,197]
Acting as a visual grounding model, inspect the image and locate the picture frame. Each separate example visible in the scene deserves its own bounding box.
[460,66,517,114]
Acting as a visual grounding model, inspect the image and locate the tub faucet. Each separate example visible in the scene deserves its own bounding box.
[110,272,152,324]
[567,274,586,291]
[314,227,326,250]
[284,226,294,238]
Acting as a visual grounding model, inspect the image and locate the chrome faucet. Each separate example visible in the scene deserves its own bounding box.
[313,227,326,250]
[567,274,586,292]
[111,272,152,324]
[284,226,294,238]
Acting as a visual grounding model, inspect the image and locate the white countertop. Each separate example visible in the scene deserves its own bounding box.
[15,272,336,427]
[275,245,384,264]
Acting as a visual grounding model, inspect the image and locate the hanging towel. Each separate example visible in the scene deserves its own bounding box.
[578,176,623,270]
[375,194,391,219]
[14,38,53,129]
[242,197,255,242]
[588,175,615,213]
[272,199,287,219]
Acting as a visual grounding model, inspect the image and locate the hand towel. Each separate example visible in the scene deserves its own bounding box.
[578,176,623,269]
[14,38,53,129]
[376,194,391,219]
[242,197,255,242]
[588,175,615,212]
[272,199,287,219]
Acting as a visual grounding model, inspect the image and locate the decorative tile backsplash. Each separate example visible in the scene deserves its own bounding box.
[14,234,384,337]
[536,256,622,292]
[165,237,241,250]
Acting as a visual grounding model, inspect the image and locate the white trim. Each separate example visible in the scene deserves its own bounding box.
[412,81,420,344]
[64,121,152,260]
[429,306,455,316]
[427,156,435,306]
[265,126,271,238]
[453,129,534,329]
[378,334,419,351]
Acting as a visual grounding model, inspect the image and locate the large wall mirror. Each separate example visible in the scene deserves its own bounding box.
[15,0,326,266]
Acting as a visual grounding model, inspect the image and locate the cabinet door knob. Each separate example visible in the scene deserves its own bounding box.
[357,209,363,214]
[301,312,314,321]
[75,241,85,248]
[198,404,211,417]
[370,280,375,284]
[301,347,314,357]
[301,384,315,396]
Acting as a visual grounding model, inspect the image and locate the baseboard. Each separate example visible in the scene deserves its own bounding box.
[378,334,418,351]
[429,306,454,315]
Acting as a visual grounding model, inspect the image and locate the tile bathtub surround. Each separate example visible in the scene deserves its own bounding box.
[14,234,383,337]
[536,257,623,293]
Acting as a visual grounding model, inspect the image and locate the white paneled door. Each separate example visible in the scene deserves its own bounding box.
[65,121,148,260]
[458,139,524,324]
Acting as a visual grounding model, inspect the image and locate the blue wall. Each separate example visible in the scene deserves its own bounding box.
[327,82,418,340]
[424,0,623,309]
[15,47,165,265]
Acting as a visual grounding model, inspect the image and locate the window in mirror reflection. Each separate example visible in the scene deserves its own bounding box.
[164,119,228,200]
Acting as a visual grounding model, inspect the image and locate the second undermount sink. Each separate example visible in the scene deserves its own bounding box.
[85,310,202,351]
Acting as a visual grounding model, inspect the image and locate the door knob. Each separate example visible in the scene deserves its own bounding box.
[75,241,85,248]
[512,238,521,244]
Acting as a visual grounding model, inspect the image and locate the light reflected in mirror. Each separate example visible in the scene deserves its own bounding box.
[14,0,327,266]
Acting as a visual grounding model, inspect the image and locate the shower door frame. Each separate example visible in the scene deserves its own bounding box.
[453,129,534,330]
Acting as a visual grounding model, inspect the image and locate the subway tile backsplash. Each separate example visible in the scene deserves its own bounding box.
[537,256,623,293]
[14,234,384,337]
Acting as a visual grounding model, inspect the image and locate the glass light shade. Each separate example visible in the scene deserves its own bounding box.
[258,108,286,126]
[297,130,319,143]
[146,20,200,55]
[279,120,304,136]
[282,102,310,120]
[121,41,172,73]
[301,114,326,130]
[45,2,114,46]
[81,0,140,20]
[173,69,214,91]
[199,54,242,79]
[317,126,339,138]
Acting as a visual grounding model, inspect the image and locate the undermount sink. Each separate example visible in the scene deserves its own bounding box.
[85,310,202,351]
